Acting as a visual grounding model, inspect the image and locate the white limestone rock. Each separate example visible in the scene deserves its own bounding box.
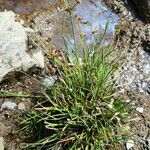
[0,11,44,82]
[136,106,144,113]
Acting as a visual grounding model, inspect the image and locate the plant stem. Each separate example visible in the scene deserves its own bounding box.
[0,92,45,99]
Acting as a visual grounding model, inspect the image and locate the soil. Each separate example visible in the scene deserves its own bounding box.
[0,72,43,149]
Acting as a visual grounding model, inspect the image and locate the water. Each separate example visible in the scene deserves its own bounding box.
[74,1,118,35]
[71,0,119,47]
[0,0,119,51]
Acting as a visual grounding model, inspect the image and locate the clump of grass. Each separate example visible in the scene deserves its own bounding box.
[18,37,132,150]
[18,3,132,149]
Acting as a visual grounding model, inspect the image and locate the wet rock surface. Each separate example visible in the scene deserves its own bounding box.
[130,0,150,23]
[0,0,57,14]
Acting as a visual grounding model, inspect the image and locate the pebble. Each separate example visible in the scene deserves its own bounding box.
[43,76,57,88]
[126,139,134,150]
[136,106,144,113]
[0,101,17,111]
[0,137,5,150]
[18,102,26,110]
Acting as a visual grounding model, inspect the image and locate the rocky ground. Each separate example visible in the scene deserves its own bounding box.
[0,0,150,149]
[105,0,150,149]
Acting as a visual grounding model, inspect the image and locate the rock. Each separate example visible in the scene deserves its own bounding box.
[0,0,57,14]
[0,11,44,82]
[18,102,26,110]
[1,101,17,111]
[126,139,134,150]
[136,106,144,113]
[116,48,150,96]
[43,76,57,88]
[0,137,5,150]
[131,0,150,23]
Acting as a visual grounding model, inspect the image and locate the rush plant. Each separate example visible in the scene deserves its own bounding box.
[18,3,132,149]
[18,38,131,150]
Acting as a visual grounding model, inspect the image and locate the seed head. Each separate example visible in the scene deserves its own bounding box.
[75,0,82,3]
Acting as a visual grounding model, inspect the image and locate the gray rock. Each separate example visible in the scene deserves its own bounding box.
[131,0,150,23]
[0,137,4,150]
[1,101,17,111]
[43,76,57,88]
[0,11,44,82]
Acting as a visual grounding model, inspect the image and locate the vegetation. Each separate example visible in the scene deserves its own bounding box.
[17,3,132,150]
[18,36,132,150]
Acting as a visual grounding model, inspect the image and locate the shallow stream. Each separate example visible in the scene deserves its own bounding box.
[0,0,119,50]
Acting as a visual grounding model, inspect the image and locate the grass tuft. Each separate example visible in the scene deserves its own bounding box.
[18,6,132,149]
[18,41,132,149]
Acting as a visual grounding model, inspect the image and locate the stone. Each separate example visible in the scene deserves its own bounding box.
[131,0,150,23]
[0,137,5,150]
[0,11,44,82]
[43,76,57,88]
[18,102,26,110]
[136,106,144,113]
[1,101,17,111]
[126,139,134,150]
